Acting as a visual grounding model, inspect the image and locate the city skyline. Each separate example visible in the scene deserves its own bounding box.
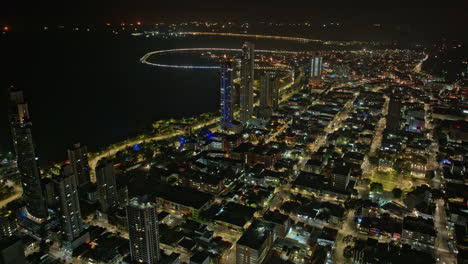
[0,8,466,264]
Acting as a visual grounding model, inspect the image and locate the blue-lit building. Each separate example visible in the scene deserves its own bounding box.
[220,61,234,129]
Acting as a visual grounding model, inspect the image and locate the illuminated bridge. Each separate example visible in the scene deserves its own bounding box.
[179,32,322,43]
[140,47,299,70]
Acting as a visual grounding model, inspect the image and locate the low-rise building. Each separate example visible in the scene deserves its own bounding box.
[304,159,323,174]
[236,220,274,264]
[401,216,436,251]
[404,185,432,211]
[262,210,291,238]
[317,227,338,246]
[156,186,213,218]
[179,170,225,194]
[215,202,256,233]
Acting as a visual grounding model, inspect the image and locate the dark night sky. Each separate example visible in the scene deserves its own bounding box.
[0,4,467,43]
[1,3,466,29]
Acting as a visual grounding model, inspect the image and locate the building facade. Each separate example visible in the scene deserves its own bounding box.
[96,160,119,213]
[67,142,91,187]
[220,61,234,128]
[8,87,27,155]
[127,196,161,264]
[401,216,436,252]
[331,167,351,191]
[259,71,279,119]
[240,42,255,123]
[310,53,323,85]
[0,215,17,238]
[53,165,84,243]
[9,88,48,220]
[236,220,274,264]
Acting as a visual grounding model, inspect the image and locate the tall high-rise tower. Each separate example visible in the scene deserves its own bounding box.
[310,53,323,85]
[127,196,161,264]
[271,74,279,110]
[67,142,91,187]
[240,42,255,123]
[53,165,84,242]
[259,72,271,109]
[96,159,119,213]
[220,61,234,129]
[258,71,280,119]
[260,72,280,109]
[8,87,48,220]
[8,88,28,154]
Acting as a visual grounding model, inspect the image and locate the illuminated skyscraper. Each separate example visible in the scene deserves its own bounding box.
[259,72,271,109]
[8,87,28,155]
[127,196,161,264]
[67,142,91,187]
[258,71,280,119]
[259,71,280,111]
[15,123,48,220]
[271,75,279,110]
[220,61,234,129]
[310,53,323,85]
[8,87,48,221]
[96,159,119,213]
[53,165,84,244]
[240,42,255,123]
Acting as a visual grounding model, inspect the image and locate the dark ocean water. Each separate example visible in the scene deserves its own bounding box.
[0,32,316,164]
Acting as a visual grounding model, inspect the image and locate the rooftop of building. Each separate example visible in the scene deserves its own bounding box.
[448,202,468,217]
[157,186,213,209]
[353,238,435,264]
[330,166,351,176]
[190,251,210,263]
[160,252,181,264]
[263,210,289,225]
[129,178,213,210]
[343,152,365,161]
[359,216,402,234]
[128,196,156,209]
[237,220,274,250]
[318,227,338,242]
[181,169,223,185]
[215,202,256,227]
[320,202,345,218]
[306,159,323,166]
[232,142,255,153]
[178,237,196,251]
[0,236,22,250]
[293,171,325,190]
[402,216,436,237]
[406,184,432,196]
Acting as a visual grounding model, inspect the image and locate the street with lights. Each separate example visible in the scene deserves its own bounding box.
[0,16,466,264]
